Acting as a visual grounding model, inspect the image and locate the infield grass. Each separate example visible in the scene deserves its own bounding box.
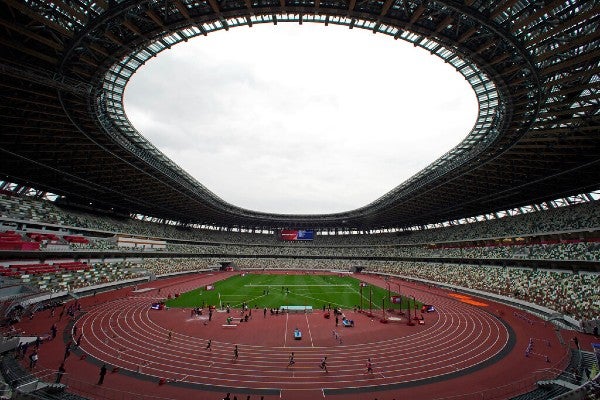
[165,273,420,311]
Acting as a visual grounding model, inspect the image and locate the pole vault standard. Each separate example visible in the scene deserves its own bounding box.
[368,286,373,317]
[386,282,391,311]
[396,283,404,315]
[360,283,363,311]
[407,296,415,326]
[412,295,419,320]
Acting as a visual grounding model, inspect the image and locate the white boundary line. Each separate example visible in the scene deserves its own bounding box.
[305,312,314,347]
[248,284,350,287]
[347,285,382,310]
[284,313,289,347]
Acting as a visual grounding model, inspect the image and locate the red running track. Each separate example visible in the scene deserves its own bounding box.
[15,271,580,400]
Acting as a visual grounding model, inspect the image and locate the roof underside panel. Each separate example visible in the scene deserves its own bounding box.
[0,0,598,230]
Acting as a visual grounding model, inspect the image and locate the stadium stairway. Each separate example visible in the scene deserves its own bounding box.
[0,354,86,400]
[510,385,570,400]
[513,350,600,400]
[537,379,580,391]
[1,355,38,391]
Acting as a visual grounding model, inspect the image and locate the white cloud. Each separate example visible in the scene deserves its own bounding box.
[125,23,477,214]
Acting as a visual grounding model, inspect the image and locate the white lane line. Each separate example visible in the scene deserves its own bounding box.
[305,312,314,347]
[284,312,289,347]
[76,284,511,389]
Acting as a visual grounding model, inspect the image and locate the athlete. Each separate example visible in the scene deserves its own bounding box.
[320,356,328,372]
[366,358,373,374]
[287,352,295,368]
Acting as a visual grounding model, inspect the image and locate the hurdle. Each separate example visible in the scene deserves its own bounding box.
[386,316,403,323]
[524,338,550,362]
[514,312,547,326]
[530,337,551,347]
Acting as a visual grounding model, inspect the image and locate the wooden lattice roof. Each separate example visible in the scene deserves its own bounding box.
[0,0,598,230]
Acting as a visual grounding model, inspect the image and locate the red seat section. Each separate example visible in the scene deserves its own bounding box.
[0,269,22,277]
[54,261,91,271]
[63,235,89,244]
[0,231,40,250]
[26,232,60,242]
[0,261,90,276]
[11,263,60,275]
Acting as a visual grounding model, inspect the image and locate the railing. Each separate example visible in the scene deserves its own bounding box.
[60,375,177,400]
[29,368,573,400]
[21,347,573,400]
[28,367,176,400]
[428,347,573,400]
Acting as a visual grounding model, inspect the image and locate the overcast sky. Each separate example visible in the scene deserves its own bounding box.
[125,23,477,215]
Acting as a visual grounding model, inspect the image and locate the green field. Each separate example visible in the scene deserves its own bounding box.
[165,274,420,311]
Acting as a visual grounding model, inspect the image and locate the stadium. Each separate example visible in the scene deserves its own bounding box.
[0,0,599,400]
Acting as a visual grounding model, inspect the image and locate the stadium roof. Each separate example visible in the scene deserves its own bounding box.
[0,0,598,231]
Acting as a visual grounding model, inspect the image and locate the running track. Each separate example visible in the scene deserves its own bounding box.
[17,272,573,400]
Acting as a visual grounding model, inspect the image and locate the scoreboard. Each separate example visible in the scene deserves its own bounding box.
[278,229,315,241]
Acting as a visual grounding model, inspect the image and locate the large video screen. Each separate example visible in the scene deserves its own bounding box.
[279,229,315,241]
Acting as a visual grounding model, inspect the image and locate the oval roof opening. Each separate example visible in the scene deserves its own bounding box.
[125,23,477,214]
